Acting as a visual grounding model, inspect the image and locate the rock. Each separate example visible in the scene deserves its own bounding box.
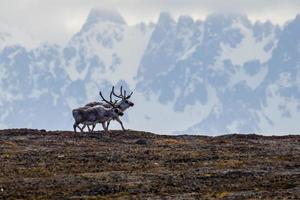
[135,138,150,145]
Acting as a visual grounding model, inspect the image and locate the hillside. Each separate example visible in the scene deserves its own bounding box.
[0,129,299,199]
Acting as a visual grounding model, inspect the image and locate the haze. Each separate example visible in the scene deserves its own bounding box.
[0,0,299,44]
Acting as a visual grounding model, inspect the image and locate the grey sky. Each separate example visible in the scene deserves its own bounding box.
[0,0,299,44]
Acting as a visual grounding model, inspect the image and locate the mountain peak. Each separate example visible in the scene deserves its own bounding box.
[293,14,300,25]
[206,12,249,23]
[177,15,194,27]
[205,12,252,28]
[82,7,126,29]
[157,12,175,25]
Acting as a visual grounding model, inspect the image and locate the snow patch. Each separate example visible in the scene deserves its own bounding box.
[229,64,268,89]
[127,85,218,134]
[220,21,276,65]
[259,83,300,134]
[65,22,154,88]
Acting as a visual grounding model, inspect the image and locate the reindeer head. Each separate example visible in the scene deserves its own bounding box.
[112,86,134,111]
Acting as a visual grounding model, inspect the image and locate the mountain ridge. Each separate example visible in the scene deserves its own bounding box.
[0,9,300,134]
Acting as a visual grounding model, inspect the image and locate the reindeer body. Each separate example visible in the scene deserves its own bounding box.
[85,101,110,108]
[85,97,134,131]
[72,105,123,133]
[73,85,134,132]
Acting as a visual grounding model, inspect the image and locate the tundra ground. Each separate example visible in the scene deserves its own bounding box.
[0,129,299,199]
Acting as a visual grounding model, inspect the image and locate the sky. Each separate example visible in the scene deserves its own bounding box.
[0,0,300,45]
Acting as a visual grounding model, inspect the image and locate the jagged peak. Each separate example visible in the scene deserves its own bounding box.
[81,7,126,30]
[254,19,277,30]
[157,12,176,26]
[292,13,300,25]
[205,12,252,29]
[178,15,194,25]
[281,13,300,34]
[207,12,247,19]
[206,12,249,24]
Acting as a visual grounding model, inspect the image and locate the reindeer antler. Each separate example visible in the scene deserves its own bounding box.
[99,91,118,107]
[112,86,123,99]
[126,91,133,99]
[112,85,133,100]
[110,86,114,102]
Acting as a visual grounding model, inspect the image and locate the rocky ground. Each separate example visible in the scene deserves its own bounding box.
[0,129,299,199]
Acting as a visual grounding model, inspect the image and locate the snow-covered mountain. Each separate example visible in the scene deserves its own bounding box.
[0,8,300,135]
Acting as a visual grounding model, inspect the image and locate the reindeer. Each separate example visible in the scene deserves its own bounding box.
[85,86,134,131]
[72,93,123,133]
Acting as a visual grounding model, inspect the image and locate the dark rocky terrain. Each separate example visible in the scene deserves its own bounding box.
[0,129,299,199]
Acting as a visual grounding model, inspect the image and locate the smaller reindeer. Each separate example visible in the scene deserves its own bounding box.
[72,96,123,133]
[85,86,134,131]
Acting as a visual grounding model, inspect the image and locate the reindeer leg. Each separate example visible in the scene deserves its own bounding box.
[73,123,77,133]
[76,124,84,132]
[74,122,84,133]
[87,125,92,132]
[116,117,125,131]
[106,119,111,130]
[81,124,86,132]
[105,122,109,132]
[101,122,108,132]
[78,124,84,132]
[91,123,96,132]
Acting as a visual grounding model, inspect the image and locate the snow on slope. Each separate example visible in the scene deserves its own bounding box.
[127,84,219,134]
[63,10,154,88]
[220,21,278,66]
[259,80,300,134]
